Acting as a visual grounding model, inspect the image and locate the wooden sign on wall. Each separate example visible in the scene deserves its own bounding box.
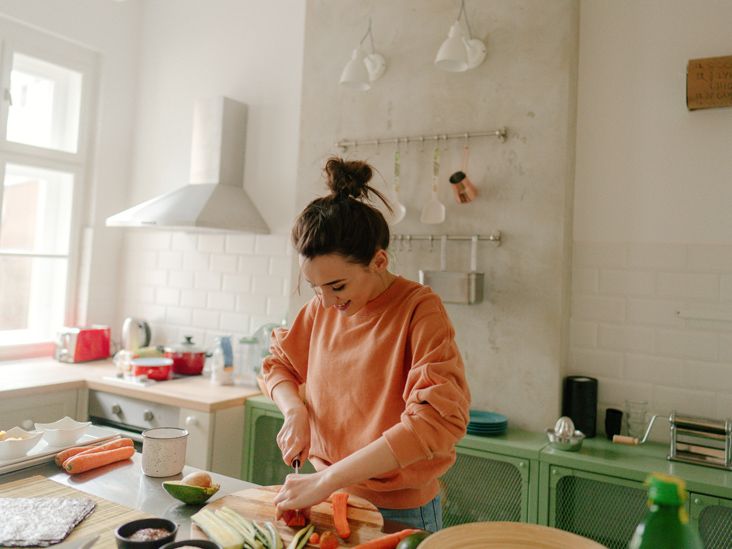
[687,55,732,110]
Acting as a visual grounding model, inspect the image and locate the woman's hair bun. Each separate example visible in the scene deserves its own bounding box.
[324,157,373,200]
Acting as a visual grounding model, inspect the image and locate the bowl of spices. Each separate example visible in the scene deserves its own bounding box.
[115,518,178,549]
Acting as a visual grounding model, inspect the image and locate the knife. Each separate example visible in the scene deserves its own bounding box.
[292,458,301,523]
[54,533,100,549]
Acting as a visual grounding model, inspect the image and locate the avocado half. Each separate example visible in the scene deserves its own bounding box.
[162,480,220,504]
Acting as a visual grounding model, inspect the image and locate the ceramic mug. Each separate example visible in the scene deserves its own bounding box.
[141,427,188,477]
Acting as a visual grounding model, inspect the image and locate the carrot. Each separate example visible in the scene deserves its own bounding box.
[55,437,133,467]
[331,492,350,539]
[319,530,338,549]
[282,509,306,527]
[64,446,135,474]
[308,531,320,545]
[352,529,421,549]
[55,446,91,467]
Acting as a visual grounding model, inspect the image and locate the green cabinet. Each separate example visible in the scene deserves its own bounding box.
[689,492,732,549]
[442,431,545,526]
[241,395,314,485]
[242,394,732,547]
[544,465,648,549]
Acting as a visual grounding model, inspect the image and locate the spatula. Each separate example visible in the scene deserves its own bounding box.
[420,146,446,224]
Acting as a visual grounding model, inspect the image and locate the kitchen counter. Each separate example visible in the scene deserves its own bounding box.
[0,357,261,412]
[0,452,255,538]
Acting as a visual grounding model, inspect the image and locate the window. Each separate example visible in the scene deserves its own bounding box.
[0,17,97,357]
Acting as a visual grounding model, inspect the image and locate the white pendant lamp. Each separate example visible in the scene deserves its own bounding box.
[435,0,486,72]
[339,18,386,91]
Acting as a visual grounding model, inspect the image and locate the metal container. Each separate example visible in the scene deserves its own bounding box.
[418,270,484,304]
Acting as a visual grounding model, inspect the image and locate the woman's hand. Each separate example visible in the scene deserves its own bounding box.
[273,469,335,520]
[276,406,311,466]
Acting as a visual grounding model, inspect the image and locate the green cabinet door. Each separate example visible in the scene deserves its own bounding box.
[546,466,649,549]
[441,445,532,526]
[689,492,732,549]
[242,397,314,485]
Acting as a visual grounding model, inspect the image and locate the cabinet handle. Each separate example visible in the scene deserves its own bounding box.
[693,497,701,505]
[112,404,122,415]
[185,416,198,427]
[21,419,34,430]
[143,410,154,422]
[518,461,526,468]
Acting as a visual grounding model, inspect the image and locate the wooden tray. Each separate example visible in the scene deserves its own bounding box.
[0,475,149,549]
[191,485,384,546]
[418,521,607,549]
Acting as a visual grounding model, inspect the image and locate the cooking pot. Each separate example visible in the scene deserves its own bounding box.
[164,336,206,375]
[131,357,173,381]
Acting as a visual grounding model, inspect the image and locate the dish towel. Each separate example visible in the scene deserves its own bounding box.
[0,497,96,547]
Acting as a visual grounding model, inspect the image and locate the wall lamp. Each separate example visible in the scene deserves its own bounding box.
[435,0,486,72]
[339,18,387,91]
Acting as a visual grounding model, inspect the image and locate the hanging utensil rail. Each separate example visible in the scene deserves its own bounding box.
[391,232,502,246]
[336,128,508,151]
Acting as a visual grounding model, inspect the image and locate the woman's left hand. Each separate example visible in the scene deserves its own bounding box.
[273,469,335,520]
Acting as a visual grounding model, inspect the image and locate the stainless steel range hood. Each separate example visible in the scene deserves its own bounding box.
[106,97,269,233]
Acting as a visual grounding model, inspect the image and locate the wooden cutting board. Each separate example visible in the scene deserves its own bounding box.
[191,486,384,547]
[0,475,149,549]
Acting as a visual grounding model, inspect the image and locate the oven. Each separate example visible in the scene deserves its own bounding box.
[88,390,182,452]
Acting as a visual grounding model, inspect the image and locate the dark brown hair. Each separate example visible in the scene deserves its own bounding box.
[291,157,391,266]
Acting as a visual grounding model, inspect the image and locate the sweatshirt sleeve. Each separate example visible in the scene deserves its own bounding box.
[261,299,317,398]
[383,294,471,468]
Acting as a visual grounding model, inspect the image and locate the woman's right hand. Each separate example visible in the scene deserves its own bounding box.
[277,406,310,466]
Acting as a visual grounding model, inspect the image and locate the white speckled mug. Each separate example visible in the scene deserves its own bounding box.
[141,427,188,477]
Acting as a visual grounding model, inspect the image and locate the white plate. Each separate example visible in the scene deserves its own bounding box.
[0,424,121,474]
[0,427,43,460]
[35,416,91,447]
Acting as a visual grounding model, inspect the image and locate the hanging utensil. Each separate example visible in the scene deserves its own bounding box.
[420,145,446,224]
[389,147,406,224]
[449,140,478,204]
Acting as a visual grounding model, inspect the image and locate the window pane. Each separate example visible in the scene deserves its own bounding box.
[0,255,67,344]
[6,53,82,153]
[0,164,74,254]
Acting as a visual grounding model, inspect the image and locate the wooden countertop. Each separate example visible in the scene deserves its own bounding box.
[0,357,262,412]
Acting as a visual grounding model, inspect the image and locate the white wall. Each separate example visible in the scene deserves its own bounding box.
[295,0,579,431]
[0,0,141,330]
[571,0,732,437]
[117,0,306,349]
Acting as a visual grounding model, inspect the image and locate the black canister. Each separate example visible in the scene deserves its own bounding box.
[562,376,598,438]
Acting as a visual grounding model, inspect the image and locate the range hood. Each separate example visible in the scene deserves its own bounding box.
[106,97,269,233]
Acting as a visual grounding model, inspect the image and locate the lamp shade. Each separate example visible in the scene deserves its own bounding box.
[340,48,371,90]
[435,22,469,72]
[435,21,486,72]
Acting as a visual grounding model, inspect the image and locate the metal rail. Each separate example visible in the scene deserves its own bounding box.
[336,128,508,150]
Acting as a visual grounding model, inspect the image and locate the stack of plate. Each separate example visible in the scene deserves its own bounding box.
[467,410,508,437]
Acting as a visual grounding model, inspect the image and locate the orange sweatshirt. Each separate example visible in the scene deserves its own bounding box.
[262,276,470,509]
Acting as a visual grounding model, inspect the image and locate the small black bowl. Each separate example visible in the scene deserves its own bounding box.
[115,518,178,549]
[160,540,221,549]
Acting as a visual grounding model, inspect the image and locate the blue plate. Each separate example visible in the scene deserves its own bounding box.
[469,410,508,425]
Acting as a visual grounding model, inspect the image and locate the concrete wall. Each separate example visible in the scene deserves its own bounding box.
[295,0,579,431]
[571,0,732,438]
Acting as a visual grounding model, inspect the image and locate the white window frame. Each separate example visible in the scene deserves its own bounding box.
[0,16,99,360]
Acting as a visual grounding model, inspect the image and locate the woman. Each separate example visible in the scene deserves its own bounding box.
[262,157,470,531]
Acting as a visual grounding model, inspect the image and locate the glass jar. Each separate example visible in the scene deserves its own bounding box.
[235,336,259,387]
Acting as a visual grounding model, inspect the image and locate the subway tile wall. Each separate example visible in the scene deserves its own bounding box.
[569,242,732,439]
[119,231,292,350]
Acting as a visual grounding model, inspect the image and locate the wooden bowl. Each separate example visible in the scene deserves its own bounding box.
[418,522,607,549]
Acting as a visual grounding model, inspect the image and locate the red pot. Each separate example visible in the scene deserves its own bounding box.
[131,357,173,381]
[164,336,206,375]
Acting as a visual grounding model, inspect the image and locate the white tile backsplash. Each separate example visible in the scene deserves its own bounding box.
[571,241,732,433]
[119,231,291,346]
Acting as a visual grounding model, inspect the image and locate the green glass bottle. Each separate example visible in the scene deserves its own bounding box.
[628,472,703,549]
